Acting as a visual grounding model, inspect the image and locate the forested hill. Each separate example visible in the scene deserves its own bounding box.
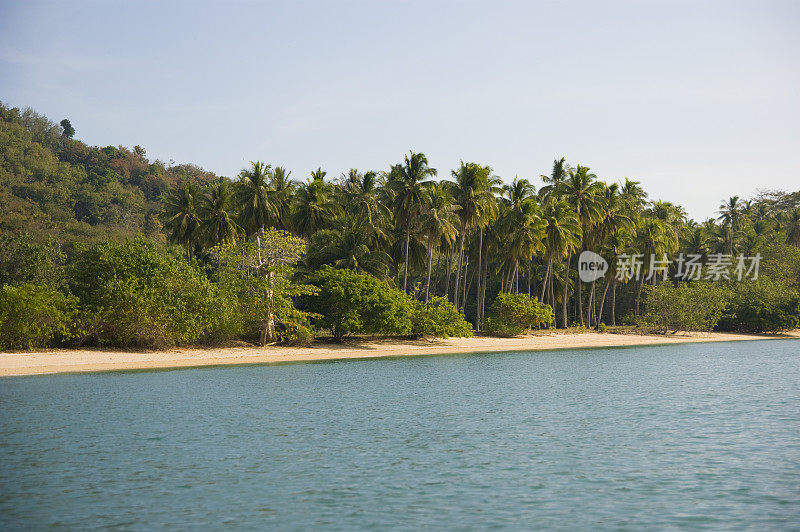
[0,102,219,248]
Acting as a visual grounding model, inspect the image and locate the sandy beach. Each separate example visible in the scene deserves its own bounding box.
[1,330,797,377]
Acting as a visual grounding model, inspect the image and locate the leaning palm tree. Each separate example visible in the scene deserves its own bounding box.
[198,180,240,248]
[386,151,437,292]
[419,183,460,301]
[161,181,200,259]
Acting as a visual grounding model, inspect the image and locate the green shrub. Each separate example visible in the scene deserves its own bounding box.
[718,279,800,333]
[411,296,473,338]
[302,266,411,339]
[638,282,729,332]
[485,293,554,337]
[597,323,608,333]
[68,238,226,347]
[0,284,77,350]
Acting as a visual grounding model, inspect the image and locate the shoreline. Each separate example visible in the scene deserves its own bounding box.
[1,331,798,377]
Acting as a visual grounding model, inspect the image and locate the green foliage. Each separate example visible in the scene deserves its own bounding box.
[0,232,65,288]
[211,229,313,345]
[303,267,412,339]
[485,293,554,337]
[411,296,473,338]
[68,238,227,347]
[0,284,77,350]
[718,279,800,333]
[638,283,728,332]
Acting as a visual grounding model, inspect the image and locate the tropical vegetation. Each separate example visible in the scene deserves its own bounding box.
[2,102,800,349]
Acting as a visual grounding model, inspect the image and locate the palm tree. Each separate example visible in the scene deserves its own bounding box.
[309,219,391,278]
[236,161,277,242]
[539,157,569,197]
[557,165,603,326]
[540,198,581,327]
[620,178,648,213]
[161,181,200,259]
[783,207,800,247]
[633,217,671,314]
[446,161,496,309]
[499,179,545,294]
[270,166,295,231]
[340,169,389,243]
[419,183,459,302]
[198,180,240,248]
[592,183,635,327]
[293,170,335,238]
[386,152,437,292]
[717,196,742,254]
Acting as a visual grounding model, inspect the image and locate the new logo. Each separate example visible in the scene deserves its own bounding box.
[578,250,608,282]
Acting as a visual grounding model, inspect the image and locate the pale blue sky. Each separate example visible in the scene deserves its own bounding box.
[1,0,798,219]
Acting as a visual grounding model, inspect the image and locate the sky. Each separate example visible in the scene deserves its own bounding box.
[1,0,798,220]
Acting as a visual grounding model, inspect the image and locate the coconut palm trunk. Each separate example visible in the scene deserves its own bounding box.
[597,278,611,327]
[454,228,466,307]
[561,259,569,328]
[611,281,618,326]
[424,243,434,302]
[402,227,411,292]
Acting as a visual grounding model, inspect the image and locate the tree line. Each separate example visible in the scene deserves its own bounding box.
[1,102,800,350]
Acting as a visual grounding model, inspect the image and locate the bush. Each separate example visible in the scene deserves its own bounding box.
[411,296,473,338]
[302,266,411,339]
[597,323,608,333]
[0,284,77,350]
[68,238,227,347]
[485,293,554,337]
[638,282,728,332]
[718,279,800,333]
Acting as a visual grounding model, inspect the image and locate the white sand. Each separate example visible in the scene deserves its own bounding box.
[1,330,797,377]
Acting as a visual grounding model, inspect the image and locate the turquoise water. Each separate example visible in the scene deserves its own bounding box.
[1,340,799,530]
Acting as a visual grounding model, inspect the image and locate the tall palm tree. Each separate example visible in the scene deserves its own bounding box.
[633,217,670,314]
[198,180,240,248]
[386,152,437,292]
[783,207,800,247]
[591,183,635,327]
[499,180,545,294]
[446,161,496,308]
[161,181,200,259]
[236,161,277,241]
[270,166,295,232]
[340,169,389,243]
[419,183,459,302]
[717,196,743,254]
[557,165,603,326]
[540,198,581,327]
[620,178,648,213]
[293,170,335,238]
[539,157,569,197]
[309,218,391,278]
